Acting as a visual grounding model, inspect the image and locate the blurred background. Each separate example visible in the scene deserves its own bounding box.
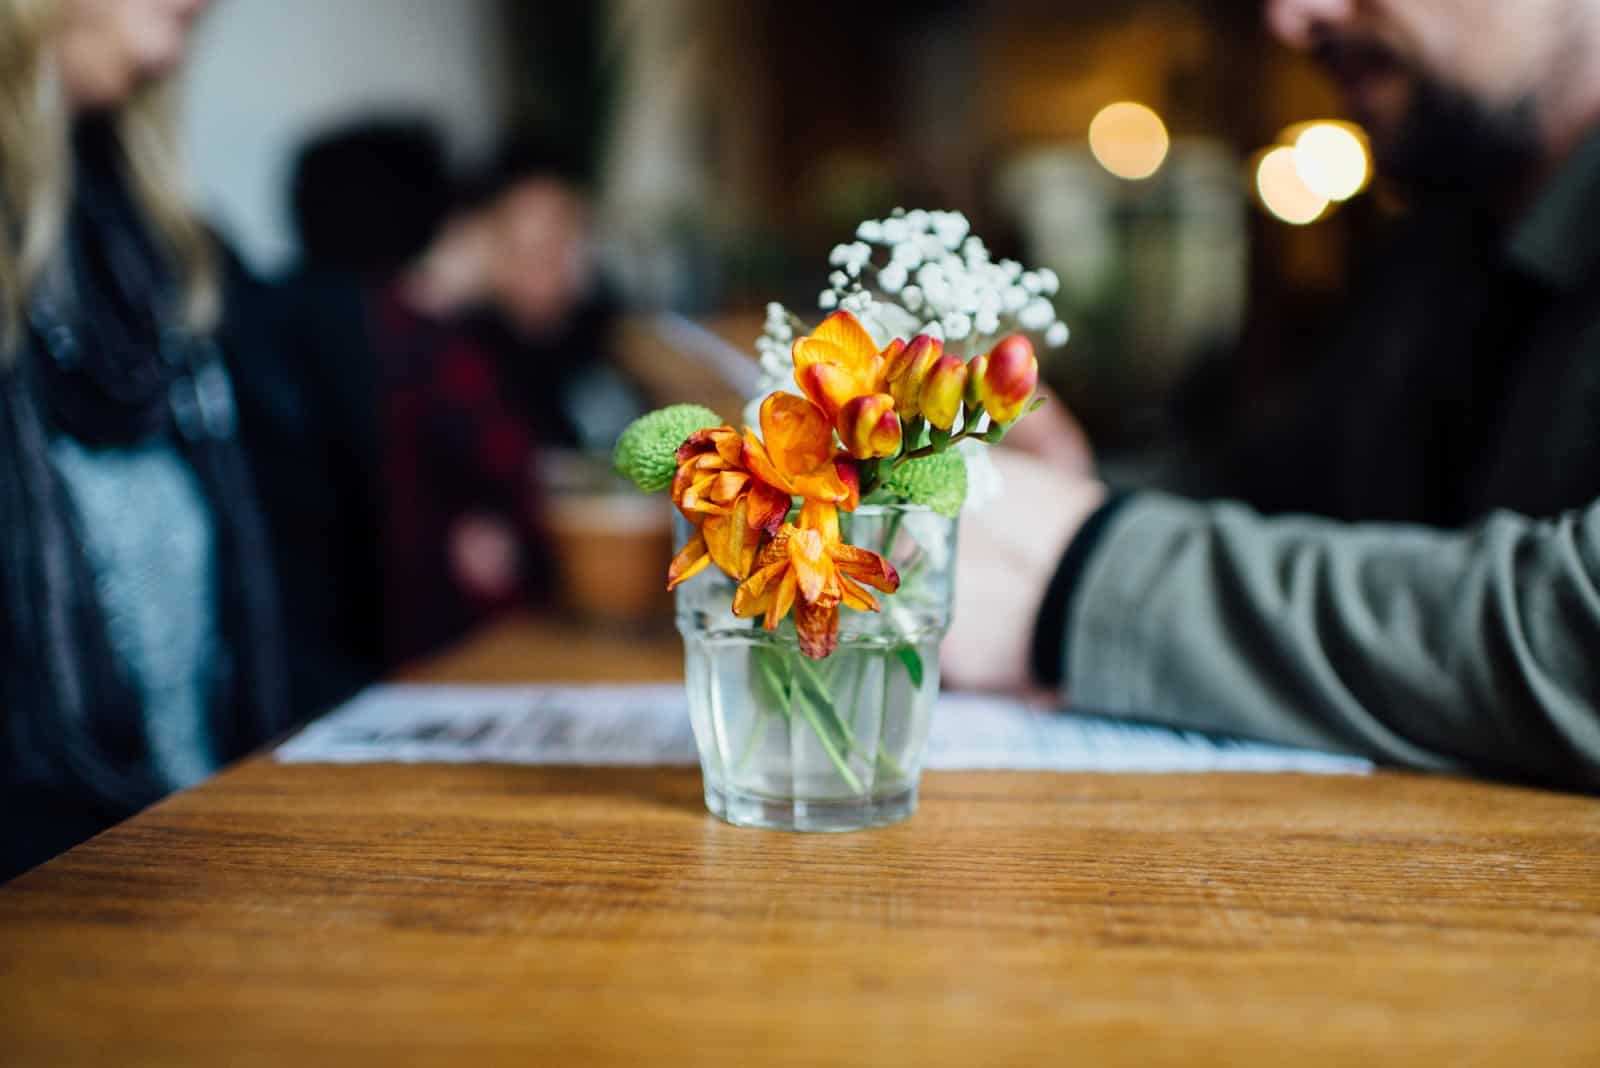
[187,0,1376,448]
[176,0,1391,699]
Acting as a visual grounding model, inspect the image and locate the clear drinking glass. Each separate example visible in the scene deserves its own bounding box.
[675,504,956,831]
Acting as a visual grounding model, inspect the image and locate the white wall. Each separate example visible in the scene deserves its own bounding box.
[180,0,509,273]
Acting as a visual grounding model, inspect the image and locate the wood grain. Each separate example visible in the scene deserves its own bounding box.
[2,620,1598,1066]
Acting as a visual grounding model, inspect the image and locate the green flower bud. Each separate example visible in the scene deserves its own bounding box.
[612,404,724,493]
[867,448,968,518]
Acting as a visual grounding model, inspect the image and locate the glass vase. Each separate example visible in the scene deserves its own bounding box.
[675,504,956,832]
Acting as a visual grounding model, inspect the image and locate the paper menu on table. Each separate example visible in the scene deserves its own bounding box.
[275,684,1373,775]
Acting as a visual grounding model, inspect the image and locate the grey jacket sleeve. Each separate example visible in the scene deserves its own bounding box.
[1065,493,1600,789]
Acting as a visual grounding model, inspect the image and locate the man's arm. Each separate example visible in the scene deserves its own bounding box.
[1060,493,1600,788]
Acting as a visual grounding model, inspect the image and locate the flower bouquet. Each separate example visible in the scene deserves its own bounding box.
[615,209,1067,831]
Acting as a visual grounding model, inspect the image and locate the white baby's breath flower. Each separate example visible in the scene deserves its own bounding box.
[1019,296,1055,331]
[765,301,786,324]
[917,233,946,263]
[858,302,920,347]
[795,211,1069,384]
[932,211,969,250]
[878,261,908,293]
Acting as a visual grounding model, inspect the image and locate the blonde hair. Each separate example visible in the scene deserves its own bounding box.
[0,0,216,359]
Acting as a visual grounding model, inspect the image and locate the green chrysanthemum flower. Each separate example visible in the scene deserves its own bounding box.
[612,404,724,493]
[868,449,968,518]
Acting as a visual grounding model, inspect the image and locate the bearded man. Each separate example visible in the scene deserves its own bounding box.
[948,0,1600,790]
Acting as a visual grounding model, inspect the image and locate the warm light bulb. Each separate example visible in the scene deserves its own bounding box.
[1088,101,1170,181]
[1293,122,1369,201]
[1256,146,1329,225]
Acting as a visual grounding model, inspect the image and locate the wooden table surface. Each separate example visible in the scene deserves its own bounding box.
[3,615,1598,1066]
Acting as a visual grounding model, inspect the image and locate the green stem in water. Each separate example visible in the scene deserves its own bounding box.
[793,683,863,794]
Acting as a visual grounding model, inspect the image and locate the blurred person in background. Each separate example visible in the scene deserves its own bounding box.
[229,119,453,718]
[0,0,289,880]
[470,138,645,455]
[244,120,553,673]
[948,0,1600,790]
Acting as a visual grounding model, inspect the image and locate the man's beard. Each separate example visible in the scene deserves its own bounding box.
[1312,35,1543,197]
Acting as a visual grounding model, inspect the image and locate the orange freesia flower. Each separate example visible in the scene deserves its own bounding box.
[732,499,900,659]
[669,425,790,589]
[792,311,904,459]
[668,393,863,592]
[740,392,859,507]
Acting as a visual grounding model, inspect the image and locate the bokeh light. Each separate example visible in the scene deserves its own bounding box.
[1293,122,1370,202]
[1088,101,1170,181]
[1255,146,1328,225]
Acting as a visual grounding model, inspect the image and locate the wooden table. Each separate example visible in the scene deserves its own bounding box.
[3,616,1598,1066]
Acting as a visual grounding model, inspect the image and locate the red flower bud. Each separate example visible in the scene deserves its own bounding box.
[836,393,903,459]
[918,354,969,431]
[884,333,942,421]
[976,335,1038,424]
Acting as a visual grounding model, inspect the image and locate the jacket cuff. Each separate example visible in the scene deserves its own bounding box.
[1029,492,1134,688]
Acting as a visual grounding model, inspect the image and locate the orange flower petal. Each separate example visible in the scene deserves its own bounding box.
[731,586,770,620]
[667,531,712,590]
[708,470,749,506]
[760,392,836,477]
[810,310,880,371]
[832,543,900,593]
[795,360,862,422]
[675,427,725,465]
[732,564,776,617]
[788,527,832,603]
[833,458,861,511]
[798,499,841,542]
[679,473,730,517]
[766,569,798,632]
[795,597,840,659]
[746,480,791,534]
[838,572,880,613]
[713,428,745,466]
[702,498,752,579]
[740,431,792,495]
[787,467,852,504]
[754,525,794,570]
